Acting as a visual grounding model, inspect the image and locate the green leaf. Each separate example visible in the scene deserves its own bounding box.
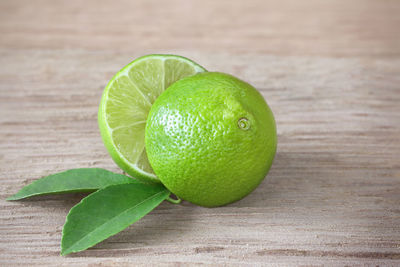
[61,183,170,255]
[7,168,139,200]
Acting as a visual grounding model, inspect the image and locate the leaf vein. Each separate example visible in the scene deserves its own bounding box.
[63,189,167,254]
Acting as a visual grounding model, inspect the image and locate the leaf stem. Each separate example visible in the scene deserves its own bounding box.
[166,195,182,204]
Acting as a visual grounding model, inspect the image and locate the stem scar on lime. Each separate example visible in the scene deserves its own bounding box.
[238,117,251,130]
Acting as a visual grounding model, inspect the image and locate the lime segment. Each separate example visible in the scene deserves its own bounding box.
[98,54,206,183]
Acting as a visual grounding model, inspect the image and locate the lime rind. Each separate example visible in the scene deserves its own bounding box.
[99,54,206,183]
[145,72,277,206]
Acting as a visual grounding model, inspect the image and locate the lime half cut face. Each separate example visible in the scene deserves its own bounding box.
[98,54,206,183]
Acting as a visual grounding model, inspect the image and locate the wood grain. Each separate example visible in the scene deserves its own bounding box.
[0,0,399,266]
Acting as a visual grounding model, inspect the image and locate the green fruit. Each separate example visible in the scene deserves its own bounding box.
[98,54,206,183]
[145,72,277,207]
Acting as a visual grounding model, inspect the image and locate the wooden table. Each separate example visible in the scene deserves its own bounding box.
[1,0,399,265]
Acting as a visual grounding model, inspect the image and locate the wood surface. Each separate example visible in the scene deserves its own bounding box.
[1,0,399,266]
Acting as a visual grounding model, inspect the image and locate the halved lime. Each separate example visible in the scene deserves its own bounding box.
[98,54,206,183]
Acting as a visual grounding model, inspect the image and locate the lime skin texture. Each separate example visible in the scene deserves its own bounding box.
[145,72,277,207]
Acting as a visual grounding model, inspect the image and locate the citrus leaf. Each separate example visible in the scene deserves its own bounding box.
[61,183,170,255]
[7,168,139,200]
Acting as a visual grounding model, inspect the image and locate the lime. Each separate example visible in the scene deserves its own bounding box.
[98,54,206,183]
[145,72,277,207]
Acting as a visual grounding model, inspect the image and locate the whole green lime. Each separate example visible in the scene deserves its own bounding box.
[145,72,277,207]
